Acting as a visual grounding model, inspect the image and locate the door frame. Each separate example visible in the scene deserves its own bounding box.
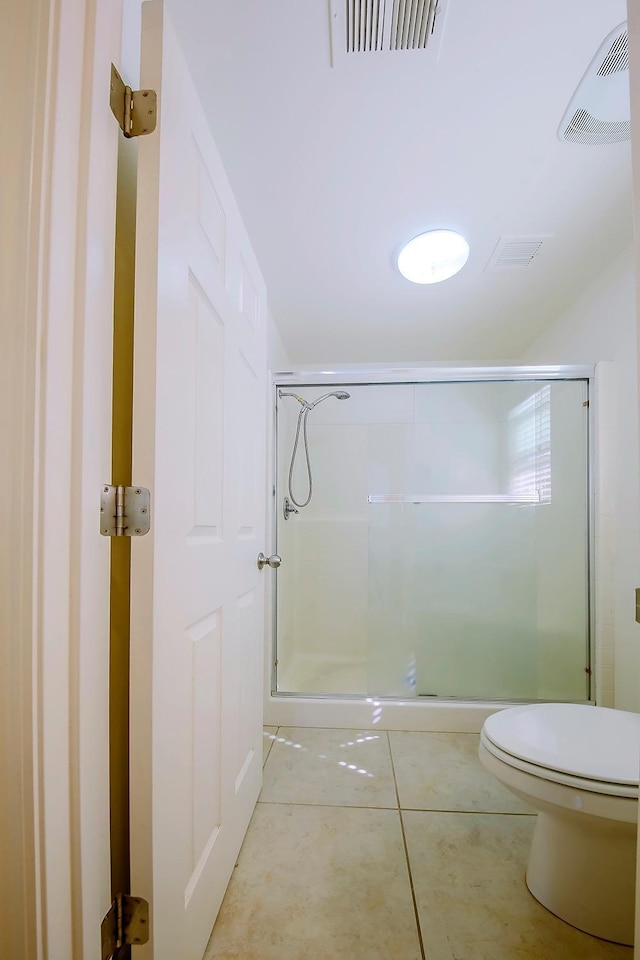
[1,0,122,956]
[629,0,640,954]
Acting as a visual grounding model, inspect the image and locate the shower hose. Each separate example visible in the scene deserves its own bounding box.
[287,404,313,508]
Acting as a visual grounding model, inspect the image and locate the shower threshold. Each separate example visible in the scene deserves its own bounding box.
[264,692,592,734]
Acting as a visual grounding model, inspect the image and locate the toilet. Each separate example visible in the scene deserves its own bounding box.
[479,703,640,945]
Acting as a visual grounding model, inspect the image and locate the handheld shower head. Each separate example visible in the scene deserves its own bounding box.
[278,389,350,409]
[308,390,351,408]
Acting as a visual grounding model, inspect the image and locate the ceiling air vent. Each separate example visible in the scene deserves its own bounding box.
[329,0,449,64]
[562,109,630,146]
[485,237,549,272]
[597,30,628,77]
[558,22,630,145]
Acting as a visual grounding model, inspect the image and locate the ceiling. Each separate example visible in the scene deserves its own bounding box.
[168,0,633,364]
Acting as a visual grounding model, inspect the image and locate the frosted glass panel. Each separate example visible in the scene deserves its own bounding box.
[275,379,590,701]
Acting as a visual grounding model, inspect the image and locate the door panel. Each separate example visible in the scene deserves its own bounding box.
[130,4,267,957]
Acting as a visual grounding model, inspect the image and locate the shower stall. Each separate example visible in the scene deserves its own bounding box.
[270,368,593,720]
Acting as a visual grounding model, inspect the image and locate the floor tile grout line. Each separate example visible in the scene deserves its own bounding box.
[261,725,280,768]
[256,799,400,811]
[257,799,534,816]
[387,731,427,960]
[400,807,536,816]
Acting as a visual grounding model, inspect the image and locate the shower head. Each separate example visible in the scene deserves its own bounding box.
[278,389,350,409]
[308,391,351,408]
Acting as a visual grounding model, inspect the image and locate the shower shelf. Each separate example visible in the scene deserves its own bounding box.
[367,493,541,504]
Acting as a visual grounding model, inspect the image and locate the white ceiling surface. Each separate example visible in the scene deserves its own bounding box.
[169,0,633,363]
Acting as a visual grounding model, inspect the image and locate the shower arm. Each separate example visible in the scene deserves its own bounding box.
[278,390,312,409]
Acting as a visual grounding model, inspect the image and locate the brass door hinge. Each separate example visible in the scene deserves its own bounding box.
[100,485,151,537]
[101,894,149,959]
[110,63,157,138]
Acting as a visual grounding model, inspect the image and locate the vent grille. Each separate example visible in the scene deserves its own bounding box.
[389,0,438,50]
[485,237,548,271]
[558,22,630,145]
[597,30,628,77]
[346,0,386,52]
[563,108,630,145]
[331,0,446,57]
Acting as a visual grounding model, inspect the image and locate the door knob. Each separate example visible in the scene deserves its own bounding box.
[257,552,282,570]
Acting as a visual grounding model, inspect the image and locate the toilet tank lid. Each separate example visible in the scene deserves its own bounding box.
[483,703,640,785]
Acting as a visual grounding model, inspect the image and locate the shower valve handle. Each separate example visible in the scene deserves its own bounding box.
[257,552,282,570]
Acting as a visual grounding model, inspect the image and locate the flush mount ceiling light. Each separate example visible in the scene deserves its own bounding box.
[397,229,469,284]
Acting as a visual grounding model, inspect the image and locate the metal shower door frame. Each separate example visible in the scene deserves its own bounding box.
[269,364,596,705]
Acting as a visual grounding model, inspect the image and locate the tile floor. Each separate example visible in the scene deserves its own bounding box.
[204,727,633,960]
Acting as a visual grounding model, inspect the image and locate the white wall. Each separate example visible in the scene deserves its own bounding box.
[268,307,290,370]
[522,245,640,711]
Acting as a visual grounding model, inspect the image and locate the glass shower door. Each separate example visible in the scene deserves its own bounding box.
[275,378,590,701]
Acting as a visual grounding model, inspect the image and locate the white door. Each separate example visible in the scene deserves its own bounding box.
[129,3,268,959]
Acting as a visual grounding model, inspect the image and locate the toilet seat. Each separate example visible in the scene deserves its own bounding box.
[480,730,638,799]
[482,703,640,799]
